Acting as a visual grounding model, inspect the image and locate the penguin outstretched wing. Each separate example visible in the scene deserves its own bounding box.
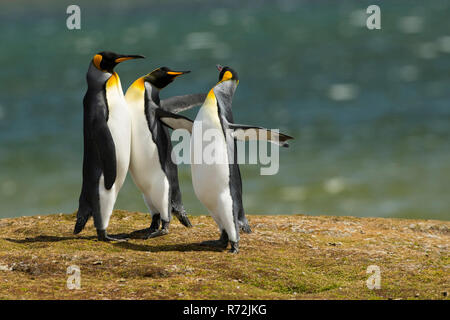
[155,108,194,133]
[156,109,293,147]
[91,116,117,189]
[228,123,293,148]
[160,93,207,113]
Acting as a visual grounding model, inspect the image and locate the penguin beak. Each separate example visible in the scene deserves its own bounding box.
[216,64,223,72]
[167,70,190,77]
[114,54,145,63]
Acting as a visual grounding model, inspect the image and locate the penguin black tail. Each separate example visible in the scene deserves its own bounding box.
[239,219,252,234]
[176,215,192,228]
[171,205,193,228]
[74,206,92,235]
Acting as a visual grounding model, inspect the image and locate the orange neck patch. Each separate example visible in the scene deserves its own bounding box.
[106,72,120,89]
[207,88,216,100]
[204,88,217,107]
[130,77,145,92]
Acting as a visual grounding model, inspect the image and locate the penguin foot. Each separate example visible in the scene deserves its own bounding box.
[129,214,161,239]
[97,230,129,242]
[200,239,228,249]
[200,230,229,249]
[146,228,169,239]
[229,241,239,254]
[129,227,154,239]
[145,220,170,239]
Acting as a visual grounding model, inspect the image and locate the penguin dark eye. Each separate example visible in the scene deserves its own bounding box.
[100,59,115,73]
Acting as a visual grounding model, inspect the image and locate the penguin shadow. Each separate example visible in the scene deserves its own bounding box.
[113,241,224,253]
[4,234,97,244]
[2,232,130,244]
[3,234,220,253]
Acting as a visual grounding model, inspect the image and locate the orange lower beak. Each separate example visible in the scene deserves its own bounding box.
[115,54,145,63]
[167,71,190,77]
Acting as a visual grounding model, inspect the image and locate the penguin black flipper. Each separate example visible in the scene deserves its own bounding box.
[75,92,117,235]
[155,108,194,133]
[160,93,207,113]
[228,123,294,148]
[92,116,117,189]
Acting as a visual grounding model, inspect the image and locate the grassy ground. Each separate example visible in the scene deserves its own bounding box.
[0,210,448,300]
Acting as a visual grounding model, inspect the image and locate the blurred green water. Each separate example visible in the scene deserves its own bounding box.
[0,0,449,220]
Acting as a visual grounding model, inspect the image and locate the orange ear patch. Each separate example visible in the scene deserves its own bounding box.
[93,54,103,70]
[221,70,233,81]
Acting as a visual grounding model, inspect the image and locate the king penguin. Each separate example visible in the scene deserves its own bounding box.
[125,67,206,238]
[74,51,144,241]
[156,65,293,252]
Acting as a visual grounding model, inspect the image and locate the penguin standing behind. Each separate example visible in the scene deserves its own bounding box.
[74,51,144,241]
[157,66,293,252]
[125,67,206,238]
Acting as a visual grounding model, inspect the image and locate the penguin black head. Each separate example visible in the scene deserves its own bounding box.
[92,51,145,73]
[216,64,239,83]
[144,67,190,89]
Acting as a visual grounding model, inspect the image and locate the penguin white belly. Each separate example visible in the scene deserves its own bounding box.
[96,77,131,230]
[106,85,131,192]
[191,106,236,240]
[126,90,169,218]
